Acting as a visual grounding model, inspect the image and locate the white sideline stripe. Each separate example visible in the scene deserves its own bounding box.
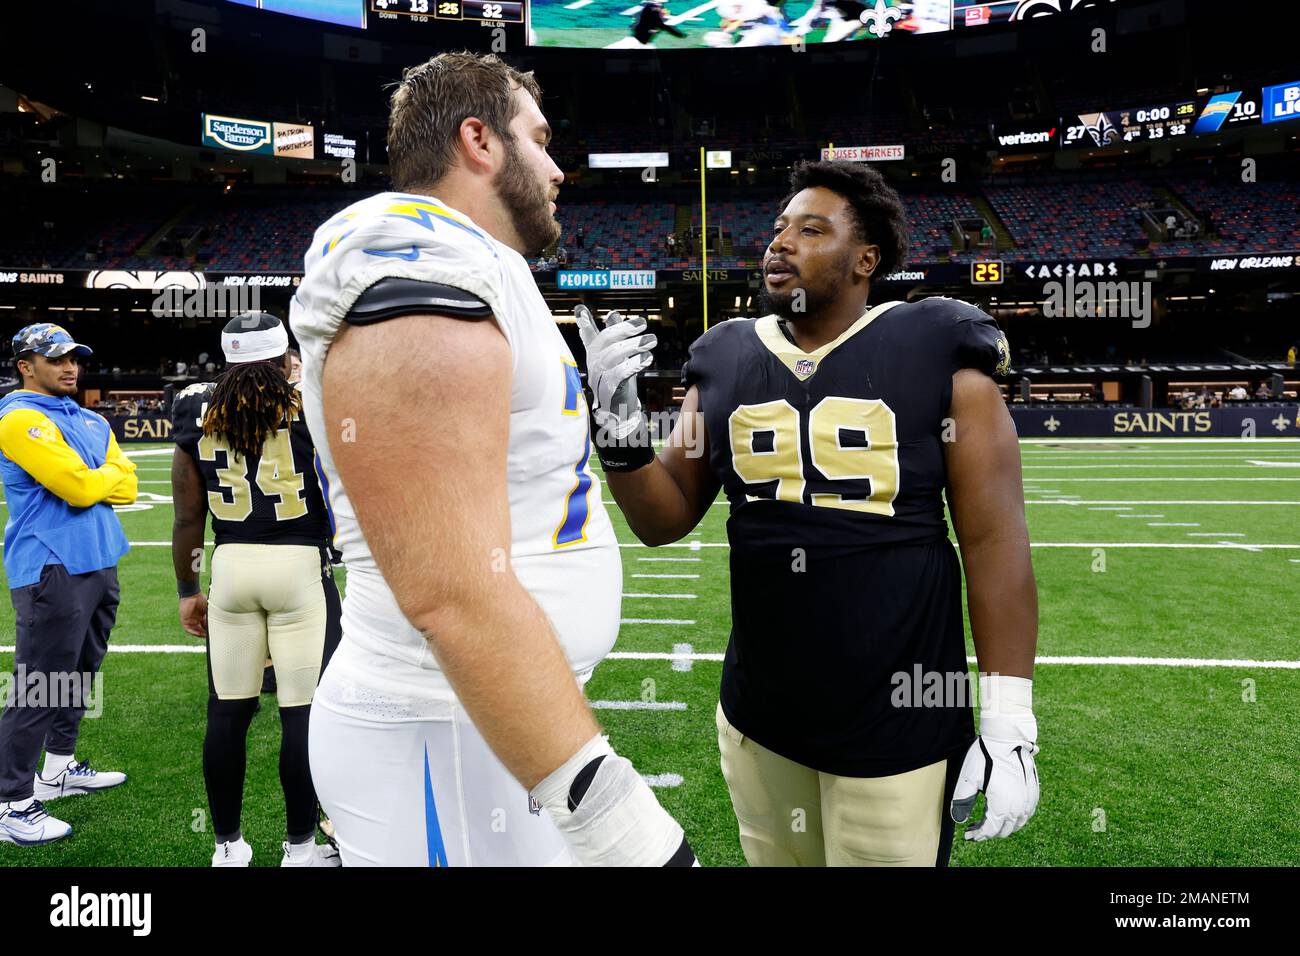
[1116,514,1164,518]
[620,540,1300,549]
[590,700,686,711]
[643,774,684,788]
[1186,532,1246,537]
[1087,506,1133,510]
[1247,460,1300,467]
[123,448,174,457]
[1028,500,1300,505]
[623,593,697,599]
[621,543,727,548]
[621,618,696,624]
[1018,438,1300,444]
[1291,559,1300,563]
[1032,542,1300,549]
[1148,522,1201,527]
[1025,464,1300,470]
[4,646,1292,670]
[1017,478,1300,482]
[632,573,700,579]
[635,557,701,562]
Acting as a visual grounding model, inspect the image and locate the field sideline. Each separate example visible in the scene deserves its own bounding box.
[2,438,1299,866]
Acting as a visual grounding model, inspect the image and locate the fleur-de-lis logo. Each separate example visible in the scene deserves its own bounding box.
[859,0,905,38]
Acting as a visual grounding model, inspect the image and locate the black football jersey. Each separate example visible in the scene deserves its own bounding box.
[171,381,332,548]
[683,297,1010,776]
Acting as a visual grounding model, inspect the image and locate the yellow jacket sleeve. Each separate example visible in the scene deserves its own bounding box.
[0,408,136,509]
[103,431,139,505]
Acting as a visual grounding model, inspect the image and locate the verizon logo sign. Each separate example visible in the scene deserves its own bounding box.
[997,127,1057,147]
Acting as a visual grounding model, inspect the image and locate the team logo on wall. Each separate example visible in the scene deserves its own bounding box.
[85,270,206,292]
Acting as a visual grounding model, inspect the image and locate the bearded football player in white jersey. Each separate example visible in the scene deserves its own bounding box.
[290,52,695,867]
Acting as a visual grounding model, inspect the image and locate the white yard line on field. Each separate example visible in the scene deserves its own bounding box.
[5,646,1295,670]
[643,774,684,788]
[1147,522,1201,527]
[620,618,697,624]
[590,700,687,711]
[1185,532,1246,537]
[623,593,697,599]
[1027,500,1300,505]
[632,573,701,579]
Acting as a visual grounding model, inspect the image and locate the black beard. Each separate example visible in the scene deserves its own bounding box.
[496,136,559,257]
[757,282,828,320]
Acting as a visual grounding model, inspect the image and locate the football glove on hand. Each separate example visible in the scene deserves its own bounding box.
[575,305,656,440]
[950,675,1040,842]
[531,734,697,867]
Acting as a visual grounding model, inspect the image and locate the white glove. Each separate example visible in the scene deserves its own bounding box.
[950,675,1040,842]
[531,735,697,867]
[575,305,656,440]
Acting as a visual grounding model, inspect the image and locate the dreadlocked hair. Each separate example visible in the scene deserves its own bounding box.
[201,359,300,461]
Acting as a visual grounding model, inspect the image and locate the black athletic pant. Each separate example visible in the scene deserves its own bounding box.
[0,564,119,802]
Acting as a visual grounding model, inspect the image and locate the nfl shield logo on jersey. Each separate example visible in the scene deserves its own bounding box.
[795,358,816,377]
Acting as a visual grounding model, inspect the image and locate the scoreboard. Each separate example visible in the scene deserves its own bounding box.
[1062,100,1197,148]
[368,0,523,22]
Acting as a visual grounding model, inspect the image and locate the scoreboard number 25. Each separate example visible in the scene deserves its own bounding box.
[971,260,1004,285]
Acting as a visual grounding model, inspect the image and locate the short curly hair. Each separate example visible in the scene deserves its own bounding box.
[780,160,909,278]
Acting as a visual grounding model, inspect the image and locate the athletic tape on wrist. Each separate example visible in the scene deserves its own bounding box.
[590,411,655,473]
[177,579,201,599]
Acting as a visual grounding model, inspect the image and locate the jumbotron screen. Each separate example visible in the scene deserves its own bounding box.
[527,0,949,49]
[527,0,1121,49]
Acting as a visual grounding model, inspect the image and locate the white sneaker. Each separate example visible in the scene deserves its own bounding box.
[212,837,253,867]
[34,760,127,800]
[281,840,341,867]
[0,800,73,846]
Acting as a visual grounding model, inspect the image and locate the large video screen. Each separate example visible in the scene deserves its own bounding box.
[527,0,950,50]
[225,0,367,30]
[528,0,1123,49]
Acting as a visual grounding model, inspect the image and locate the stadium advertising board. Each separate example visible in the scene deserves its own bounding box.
[110,414,174,444]
[588,152,669,169]
[320,131,358,160]
[556,270,656,289]
[951,0,1122,30]
[993,123,1058,151]
[202,114,315,159]
[1262,80,1300,124]
[273,122,315,158]
[1011,407,1300,438]
[202,114,274,154]
[224,0,367,29]
[820,145,906,162]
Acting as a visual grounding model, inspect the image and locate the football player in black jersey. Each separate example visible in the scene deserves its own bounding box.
[170,313,342,867]
[579,160,1039,866]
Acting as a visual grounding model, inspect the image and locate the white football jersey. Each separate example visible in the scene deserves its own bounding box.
[290,192,621,710]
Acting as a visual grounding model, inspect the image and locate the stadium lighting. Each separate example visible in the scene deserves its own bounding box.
[140,95,159,102]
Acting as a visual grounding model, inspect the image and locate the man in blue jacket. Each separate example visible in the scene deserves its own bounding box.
[0,324,136,847]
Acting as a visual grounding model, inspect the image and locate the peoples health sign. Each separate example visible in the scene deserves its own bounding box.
[556,270,656,289]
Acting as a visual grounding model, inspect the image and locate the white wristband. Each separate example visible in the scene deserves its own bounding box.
[979,674,1033,718]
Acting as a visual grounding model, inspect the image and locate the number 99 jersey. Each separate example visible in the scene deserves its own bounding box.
[683,297,1011,777]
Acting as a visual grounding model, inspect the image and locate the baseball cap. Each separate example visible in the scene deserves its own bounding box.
[11,323,93,359]
[221,312,289,364]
